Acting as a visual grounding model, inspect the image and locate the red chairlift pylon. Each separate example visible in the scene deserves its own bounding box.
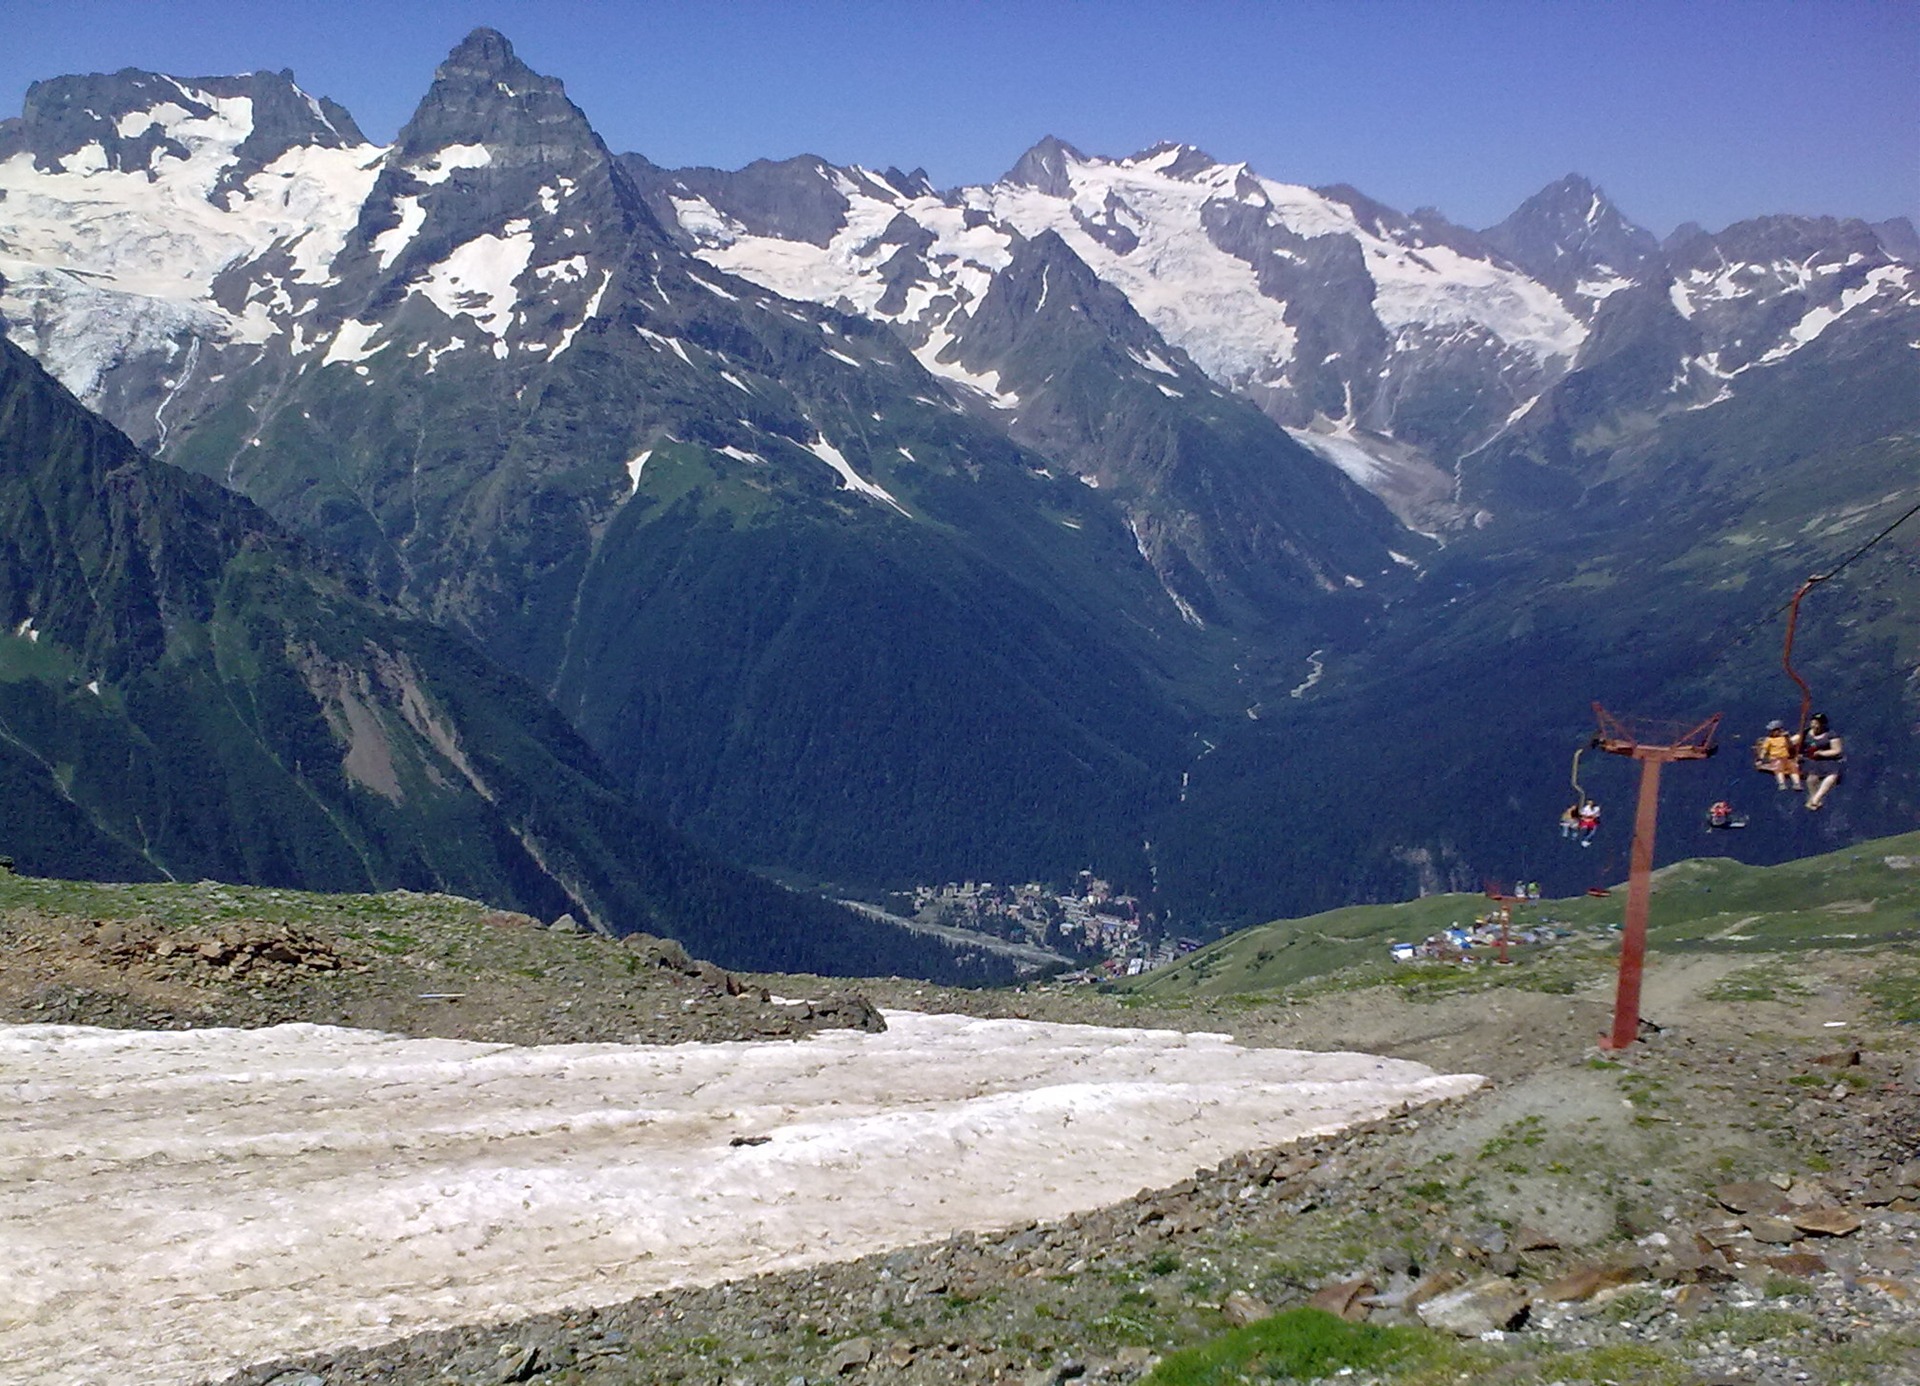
[1482,880,1524,964]
[1590,704,1722,1051]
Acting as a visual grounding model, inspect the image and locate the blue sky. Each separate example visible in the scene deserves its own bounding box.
[4,0,1914,235]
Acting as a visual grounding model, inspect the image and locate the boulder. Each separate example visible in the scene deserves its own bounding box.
[1221,1289,1274,1326]
[1790,1207,1862,1237]
[622,932,697,973]
[1540,1263,1643,1302]
[1511,1225,1560,1252]
[1305,1277,1372,1321]
[1415,1277,1530,1336]
[828,1337,874,1373]
[1715,1181,1792,1216]
[1401,1269,1462,1313]
[1764,1252,1829,1277]
[1740,1213,1798,1244]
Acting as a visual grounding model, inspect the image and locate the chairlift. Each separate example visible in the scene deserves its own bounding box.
[1560,743,1601,846]
[1705,799,1748,830]
[1754,576,1823,781]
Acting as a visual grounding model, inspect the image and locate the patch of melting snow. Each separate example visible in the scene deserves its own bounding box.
[0,1016,1479,1386]
[805,435,911,515]
[1289,648,1326,698]
[625,448,653,494]
[411,221,534,340]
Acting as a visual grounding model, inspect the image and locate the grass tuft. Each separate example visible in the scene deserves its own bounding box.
[1141,1306,1444,1384]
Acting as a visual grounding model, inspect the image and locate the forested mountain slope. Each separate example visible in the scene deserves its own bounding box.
[0,336,995,978]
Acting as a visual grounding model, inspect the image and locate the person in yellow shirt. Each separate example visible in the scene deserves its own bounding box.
[1755,720,1801,791]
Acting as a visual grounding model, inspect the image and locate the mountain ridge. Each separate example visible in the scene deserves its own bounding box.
[0,332,1001,978]
[2,29,1915,934]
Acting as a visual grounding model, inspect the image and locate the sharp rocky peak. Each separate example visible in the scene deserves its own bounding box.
[1481,172,1658,289]
[1002,136,1088,196]
[1501,174,1639,232]
[393,28,595,165]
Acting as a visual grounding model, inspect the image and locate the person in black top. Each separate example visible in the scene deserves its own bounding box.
[1802,713,1845,811]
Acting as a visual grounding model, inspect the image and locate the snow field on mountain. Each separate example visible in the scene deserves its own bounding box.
[0,1014,1480,1386]
[0,122,379,306]
[977,158,1305,386]
[1288,426,1397,489]
[413,219,535,344]
[695,186,1013,329]
[683,143,1588,425]
[0,88,381,401]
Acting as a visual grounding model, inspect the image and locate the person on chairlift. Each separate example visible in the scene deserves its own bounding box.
[1755,719,1801,791]
[1801,713,1844,811]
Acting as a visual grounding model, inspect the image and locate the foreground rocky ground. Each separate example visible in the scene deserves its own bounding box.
[4,876,1917,1384]
[0,879,884,1045]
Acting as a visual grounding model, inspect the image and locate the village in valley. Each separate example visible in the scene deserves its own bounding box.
[888,873,1603,979]
[891,873,1197,977]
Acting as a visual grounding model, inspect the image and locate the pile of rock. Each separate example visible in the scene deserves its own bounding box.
[619,929,888,1036]
[89,918,359,982]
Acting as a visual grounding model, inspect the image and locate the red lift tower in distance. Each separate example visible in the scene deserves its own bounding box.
[1590,705,1722,1051]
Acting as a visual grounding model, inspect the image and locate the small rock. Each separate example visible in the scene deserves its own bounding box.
[1790,1207,1862,1237]
[1305,1277,1371,1322]
[549,913,584,934]
[1221,1289,1273,1326]
[1740,1213,1798,1244]
[1415,1276,1530,1336]
[1540,1264,1642,1302]
[829,1336,873,1373]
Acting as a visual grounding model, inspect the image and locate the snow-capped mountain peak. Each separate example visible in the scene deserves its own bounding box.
[1002,135,1086,196]
[639,137,1598,527]
[0,67,383,417]
[1480,173,1660,303]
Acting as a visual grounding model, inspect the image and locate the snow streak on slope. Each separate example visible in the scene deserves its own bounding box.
[0,1017,1480,1386]
[0,83,384,401]
[805,435,911,515]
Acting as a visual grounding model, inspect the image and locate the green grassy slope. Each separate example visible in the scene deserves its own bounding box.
[1131,829,1920,1001]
